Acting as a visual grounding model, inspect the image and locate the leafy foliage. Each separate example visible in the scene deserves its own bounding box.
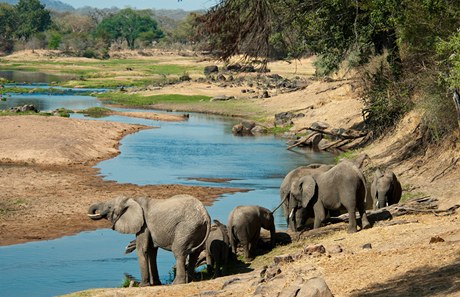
[14,0,52,40]
[95,8,164,49]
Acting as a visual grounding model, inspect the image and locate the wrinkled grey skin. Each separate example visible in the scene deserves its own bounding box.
[292,160,371,233]
[205,219,231,278]
[227,205,275,261]
[280,164,333,231]
[371,168,402,209]
[88,195,211,286]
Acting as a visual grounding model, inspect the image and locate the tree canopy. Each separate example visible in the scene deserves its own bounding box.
[95,8,164,49]
[14,0,52,40]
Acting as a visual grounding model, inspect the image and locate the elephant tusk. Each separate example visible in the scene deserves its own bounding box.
[289,208,295,219]
[376,201,379,208]
[87,213,103,219]
[386,202,389,207]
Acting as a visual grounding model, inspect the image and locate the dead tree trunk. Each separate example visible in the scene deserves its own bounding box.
[453,89,460,128]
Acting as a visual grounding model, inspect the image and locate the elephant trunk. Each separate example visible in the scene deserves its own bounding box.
[87,203,109,220]
[377,192,388,209]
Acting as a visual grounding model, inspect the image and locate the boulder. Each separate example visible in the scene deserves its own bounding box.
[297,277,333,297]
[204,65,219,75]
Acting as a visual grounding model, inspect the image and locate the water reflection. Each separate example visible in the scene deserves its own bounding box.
[0,94,102,111]
[0,70,75,83]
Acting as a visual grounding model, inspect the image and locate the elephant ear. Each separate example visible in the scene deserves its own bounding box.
[114,198,144,234]
[300,175,317,208]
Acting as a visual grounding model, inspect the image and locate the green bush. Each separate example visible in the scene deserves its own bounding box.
[361,60,413,136]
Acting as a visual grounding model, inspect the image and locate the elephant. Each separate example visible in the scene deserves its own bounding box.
[87,194,211,286]
[205,219,232,278]
[227,205,275,261]
[371,168,402,209]
[280,163,333,231]
[291,159,371,233]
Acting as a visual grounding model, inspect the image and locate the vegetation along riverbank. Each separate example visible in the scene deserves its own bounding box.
[0,0,459,296]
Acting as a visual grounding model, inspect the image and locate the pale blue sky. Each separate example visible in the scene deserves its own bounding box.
[60,0,217,10]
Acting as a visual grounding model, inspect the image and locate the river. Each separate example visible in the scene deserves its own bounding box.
[0,75,334,297]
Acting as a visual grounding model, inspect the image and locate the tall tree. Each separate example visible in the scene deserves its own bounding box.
[95,8,164,49]
[0,3,17,52]
[14,0,51,40]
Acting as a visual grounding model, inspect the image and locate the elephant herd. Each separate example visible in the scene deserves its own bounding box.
[87,155,401,286]
[280,157,402,232]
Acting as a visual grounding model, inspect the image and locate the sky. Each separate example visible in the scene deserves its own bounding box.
[60,0,217,10]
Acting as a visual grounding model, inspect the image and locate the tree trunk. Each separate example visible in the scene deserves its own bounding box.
[453,89,460,128]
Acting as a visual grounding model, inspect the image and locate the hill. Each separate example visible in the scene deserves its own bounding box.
[0,0,74,11]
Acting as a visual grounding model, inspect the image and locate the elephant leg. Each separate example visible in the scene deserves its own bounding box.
[149,246,161,285]
[313,202,326,229]
[135,229,153,286]
[346,207,358,233]
[187,251,200,282]
[206,252,214,277]
[243,242,253,262]
[357,198,371,230]
[288,207,298,231]
[173,254,187,285]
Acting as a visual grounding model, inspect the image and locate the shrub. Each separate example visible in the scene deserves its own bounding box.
[360,59,413,136]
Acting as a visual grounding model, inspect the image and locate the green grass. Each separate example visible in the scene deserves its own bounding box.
[334,150,360,163]
[97,92,211,106]
[78,107,112,117]
[0,58,203,88]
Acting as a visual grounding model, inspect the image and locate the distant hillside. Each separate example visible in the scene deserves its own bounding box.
[0,0,75,12]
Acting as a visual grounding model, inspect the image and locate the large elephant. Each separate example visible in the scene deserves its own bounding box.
[205,219,232,278]
[292,160,371,233]
[280,164,333,231]
[371,168,402,209]
[227,205,275,261]
[87,194,211,286]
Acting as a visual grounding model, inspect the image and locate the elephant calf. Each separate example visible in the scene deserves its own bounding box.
[371,168,402,209]
[227,205,275,261]
[205,219,232,278]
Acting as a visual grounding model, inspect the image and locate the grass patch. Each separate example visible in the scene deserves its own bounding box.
[97,92,211,107]
[266,125,292,134]
[334,150,360,163]
[0,58,203,88]
[78,107,112,117]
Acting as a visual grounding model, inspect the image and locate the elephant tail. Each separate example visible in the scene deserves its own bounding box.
[191,207,211,254]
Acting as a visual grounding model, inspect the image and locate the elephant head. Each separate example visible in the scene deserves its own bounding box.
[259,207,276,246]
[372,169,402,209]
[88,196,145,234]
[290,175,318,218]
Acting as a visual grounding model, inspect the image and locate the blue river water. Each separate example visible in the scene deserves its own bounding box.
[0,85,334,297]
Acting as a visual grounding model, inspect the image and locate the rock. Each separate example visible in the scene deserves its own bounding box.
[278,285,301,297]
[274,112,296,127]
[362,243,372,249]
[260,90,270,98]
[311,122,329,130]
[303,244,326,255]
[328,244,343,254]
[210,95,234,102]
[429,236,445,243]
[217,74,226,81]
[297,277,333,297]
[232,120,257,136]
[226,63,241,71]
[273,254,294,265]
[251,125,267,135]
[204,65,219,75]
[179,74,191,81]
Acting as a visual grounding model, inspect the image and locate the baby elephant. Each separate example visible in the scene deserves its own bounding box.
[227,205,275,261]
[371,168,402,209]
[206,219,231,278]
